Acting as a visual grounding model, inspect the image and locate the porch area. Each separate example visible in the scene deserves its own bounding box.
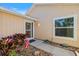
[30,39,76,56]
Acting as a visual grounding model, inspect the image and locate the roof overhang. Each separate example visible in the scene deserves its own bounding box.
[0,7,37,21]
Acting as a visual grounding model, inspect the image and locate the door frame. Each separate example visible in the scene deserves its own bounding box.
[25,20,35,39]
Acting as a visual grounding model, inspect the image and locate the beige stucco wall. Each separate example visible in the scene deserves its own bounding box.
[28,4,79,48]
[0,10,33,37]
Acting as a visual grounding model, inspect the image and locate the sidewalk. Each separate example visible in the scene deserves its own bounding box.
[30,40,75,56]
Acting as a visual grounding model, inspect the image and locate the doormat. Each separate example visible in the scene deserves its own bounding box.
[29,39,36,43]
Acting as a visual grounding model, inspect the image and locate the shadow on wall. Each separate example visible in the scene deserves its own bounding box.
[0,33,3,40]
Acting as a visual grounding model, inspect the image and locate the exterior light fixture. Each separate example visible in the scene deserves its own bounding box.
[38,23,40,27]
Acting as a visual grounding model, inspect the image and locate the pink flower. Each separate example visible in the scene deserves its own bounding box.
[24,38,30,48]
[6,39,9,42]
[8,39,12,43]
[6,38,13,43]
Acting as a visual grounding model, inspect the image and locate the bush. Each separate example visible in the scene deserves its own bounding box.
[0,33,27,56]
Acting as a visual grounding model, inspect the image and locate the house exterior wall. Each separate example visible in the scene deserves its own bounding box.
[0,10,33,37]
[27,4,79,48]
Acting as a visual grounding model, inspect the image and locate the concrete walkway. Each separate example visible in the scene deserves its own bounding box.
[30,40,75,56]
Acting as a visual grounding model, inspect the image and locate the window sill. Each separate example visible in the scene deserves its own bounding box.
[53,36,77,41]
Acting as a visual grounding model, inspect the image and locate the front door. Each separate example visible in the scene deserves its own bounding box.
[25,22,34,39]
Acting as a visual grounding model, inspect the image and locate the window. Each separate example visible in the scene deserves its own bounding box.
[26,22,31,30]
[53,15,77,40]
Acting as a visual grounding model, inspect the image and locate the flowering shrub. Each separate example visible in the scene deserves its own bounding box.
[0,33,29,56]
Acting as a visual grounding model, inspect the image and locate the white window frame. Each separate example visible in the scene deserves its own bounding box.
[53,15,77,41]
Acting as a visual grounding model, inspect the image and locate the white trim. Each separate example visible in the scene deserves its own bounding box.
[55,27,74,28]
[53,15,77,41]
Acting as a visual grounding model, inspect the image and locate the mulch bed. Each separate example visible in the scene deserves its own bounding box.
[43,40,79,54]
[16,45,53,56]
